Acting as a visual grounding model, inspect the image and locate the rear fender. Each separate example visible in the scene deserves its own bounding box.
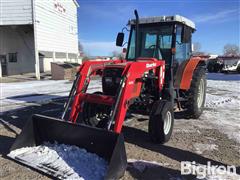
[179,57,206,90]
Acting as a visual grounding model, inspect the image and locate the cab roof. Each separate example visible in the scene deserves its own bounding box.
[128,15,195,30]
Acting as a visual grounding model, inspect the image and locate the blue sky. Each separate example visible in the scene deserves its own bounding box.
[77,0,239,56]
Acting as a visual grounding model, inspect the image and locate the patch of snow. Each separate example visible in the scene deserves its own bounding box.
[201,78,240,143]
[128,159,188,180]
[0,79,102,113]
[174,127,201,134]
[193,143,218,155]
[193,73,240,143]
[128,159,169,172]
[8,142,108,180]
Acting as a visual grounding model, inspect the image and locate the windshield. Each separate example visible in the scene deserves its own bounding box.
[126,25,173,61]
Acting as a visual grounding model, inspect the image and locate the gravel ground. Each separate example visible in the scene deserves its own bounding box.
[0,73,239,179]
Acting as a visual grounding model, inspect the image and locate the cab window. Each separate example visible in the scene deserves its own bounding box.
[175,25,191,62]
[144,33,157,48]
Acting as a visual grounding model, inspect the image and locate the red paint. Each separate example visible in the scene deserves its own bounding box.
[69,58,165,133]
[180,57,203,90]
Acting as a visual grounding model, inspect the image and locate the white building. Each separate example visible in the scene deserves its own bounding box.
[0,0,80,79]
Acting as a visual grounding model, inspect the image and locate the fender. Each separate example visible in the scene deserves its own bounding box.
[180,57,205,90]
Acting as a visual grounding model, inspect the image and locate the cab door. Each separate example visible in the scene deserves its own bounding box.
[174,25,192,88]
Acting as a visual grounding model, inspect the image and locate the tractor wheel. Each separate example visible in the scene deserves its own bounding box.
[81,92,110,128]
[185,67,206,118]
[148,100,174,144]
[207,63,214,73]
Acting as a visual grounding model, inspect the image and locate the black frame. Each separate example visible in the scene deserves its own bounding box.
[126,22,193,62]
[8,52,18,63]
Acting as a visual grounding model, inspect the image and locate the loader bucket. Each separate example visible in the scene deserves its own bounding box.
[8,114,127,180]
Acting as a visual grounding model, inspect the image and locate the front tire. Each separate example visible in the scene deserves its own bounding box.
[148,100,174,144]
[185,67,206,118]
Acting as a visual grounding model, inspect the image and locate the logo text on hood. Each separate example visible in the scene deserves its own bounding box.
[146,63,157,68]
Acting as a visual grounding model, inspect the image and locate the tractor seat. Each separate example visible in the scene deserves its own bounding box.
[141,49,155,58]
[160,48,172,64]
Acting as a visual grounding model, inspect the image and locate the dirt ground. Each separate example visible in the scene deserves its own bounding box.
[0,74,240,179]
[0,98,239,179]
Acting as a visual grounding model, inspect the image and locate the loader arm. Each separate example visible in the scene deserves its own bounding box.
[69,58,165,133]
[113,60,165,133]
[69,60,124,122]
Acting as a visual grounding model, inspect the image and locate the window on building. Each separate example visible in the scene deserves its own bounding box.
[9,53,17,63]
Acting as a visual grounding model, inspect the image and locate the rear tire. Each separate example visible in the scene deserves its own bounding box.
[148,100,174,144]
[207,62,214,73]
[185,67,206,118]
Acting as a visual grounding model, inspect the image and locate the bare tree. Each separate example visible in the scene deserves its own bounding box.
[111,50,124,59]
[223,44,239,56]
[78,41,84,52]
[193,42,201,52]
[112,51,120,57]
[82,56,89,63]
[192,42,207,56]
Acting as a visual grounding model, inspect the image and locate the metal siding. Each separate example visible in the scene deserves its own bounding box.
[0,26,35,75]
[0,0,33,25]
[35,0,78,54]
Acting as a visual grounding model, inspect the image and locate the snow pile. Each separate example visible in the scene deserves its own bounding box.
[8,142,108,180]
[193,143,218,155]
[1,79,102,113]
[202,79,240,143]
[128,159,169,172]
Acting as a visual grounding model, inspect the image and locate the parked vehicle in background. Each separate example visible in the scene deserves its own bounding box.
[207,56,240,73]
[207,58,223,73]
[222,58,240,73]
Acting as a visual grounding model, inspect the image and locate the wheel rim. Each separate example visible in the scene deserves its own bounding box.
[197,78,205,108]
[164,111,172,135]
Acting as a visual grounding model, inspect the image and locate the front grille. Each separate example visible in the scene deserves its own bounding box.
[102,67,123,96]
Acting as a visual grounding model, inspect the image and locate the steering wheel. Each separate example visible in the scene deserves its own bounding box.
[148,44,157,49]
[147,45,162,59]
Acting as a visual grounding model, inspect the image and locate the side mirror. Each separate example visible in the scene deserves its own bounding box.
[116,32,124,47]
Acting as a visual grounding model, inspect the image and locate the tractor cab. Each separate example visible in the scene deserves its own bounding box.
[117,15,195,68]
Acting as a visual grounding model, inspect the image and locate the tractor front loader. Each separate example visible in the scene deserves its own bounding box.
[9,10,206,179]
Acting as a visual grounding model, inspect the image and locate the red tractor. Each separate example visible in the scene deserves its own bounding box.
[62,10,207,143]
[9,10,207,179]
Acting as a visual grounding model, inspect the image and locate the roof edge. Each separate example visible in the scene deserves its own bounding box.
[128,15,196,30]
[73,0,79,7]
